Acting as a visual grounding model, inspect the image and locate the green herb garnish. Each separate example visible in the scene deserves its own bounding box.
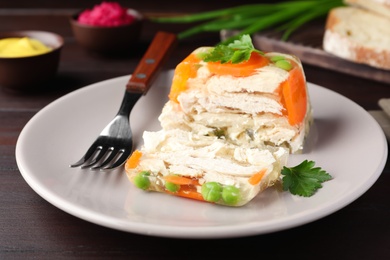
[212,127,226,138]
[151,0,344,42]
[281,160,332,197]
[200,34,262,64]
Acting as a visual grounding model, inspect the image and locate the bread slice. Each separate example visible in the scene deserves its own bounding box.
[323,6,390,70]
[344,0,390,19]
[125,47,312,207]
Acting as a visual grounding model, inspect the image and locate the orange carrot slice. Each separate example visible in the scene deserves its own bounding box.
[207,51,269,77]
[279,64,307,126]
[168,54,201,103]
[163,175,199,186]
[125,150,142,170]
[176,190,205,201]
[168,51,270,103]
[165,184,205,201]
[248,169,267,185]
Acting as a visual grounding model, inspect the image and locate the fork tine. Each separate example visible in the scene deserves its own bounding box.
[70,158,86,168]
[103,149,131,170]
[80,146,108,169]
[90,148,119,170]
[70,143,100,167]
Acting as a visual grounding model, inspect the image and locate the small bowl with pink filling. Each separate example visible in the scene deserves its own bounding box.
[70,2,143,54]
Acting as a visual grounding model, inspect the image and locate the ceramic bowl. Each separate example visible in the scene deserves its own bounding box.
[0,30,63,92]
[69,8,143,54]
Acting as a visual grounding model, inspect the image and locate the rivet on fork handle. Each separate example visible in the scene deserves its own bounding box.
[126,31,177,94]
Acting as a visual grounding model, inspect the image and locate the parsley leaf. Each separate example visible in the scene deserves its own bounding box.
[281,160,332,197]
[201,34,263,64]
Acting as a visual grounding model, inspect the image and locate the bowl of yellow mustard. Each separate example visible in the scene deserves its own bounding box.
[0,30,63,92]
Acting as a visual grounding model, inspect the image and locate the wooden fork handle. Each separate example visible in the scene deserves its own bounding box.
[126,31,177,94]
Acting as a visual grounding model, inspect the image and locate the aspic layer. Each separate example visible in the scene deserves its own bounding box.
[125,42,312,207]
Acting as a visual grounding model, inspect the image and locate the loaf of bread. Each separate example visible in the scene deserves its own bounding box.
[323,6,390,70]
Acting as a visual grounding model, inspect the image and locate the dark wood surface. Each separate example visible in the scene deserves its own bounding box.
[1,1,389,259]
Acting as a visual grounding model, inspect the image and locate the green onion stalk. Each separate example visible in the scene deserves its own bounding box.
[150,0,344,43]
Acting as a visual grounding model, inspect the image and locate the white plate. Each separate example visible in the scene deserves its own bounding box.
[16,70,388,239]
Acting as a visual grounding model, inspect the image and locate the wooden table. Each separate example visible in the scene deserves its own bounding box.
[1,1,389,259]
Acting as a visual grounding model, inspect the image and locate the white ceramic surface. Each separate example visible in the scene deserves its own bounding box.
[16,70,388,238]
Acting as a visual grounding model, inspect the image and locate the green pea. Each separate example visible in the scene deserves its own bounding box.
[270,55,285,62]
[133,171,150,190]
[201,182,223,202]
[165,182,180,193]
[222,185,241,205]
[275,60,292,71]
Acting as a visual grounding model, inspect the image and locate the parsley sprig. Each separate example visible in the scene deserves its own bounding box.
[200,34,262,64]
[282,160,332,197]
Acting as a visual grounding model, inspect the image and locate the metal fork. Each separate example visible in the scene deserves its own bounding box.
[70,31,177,170]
